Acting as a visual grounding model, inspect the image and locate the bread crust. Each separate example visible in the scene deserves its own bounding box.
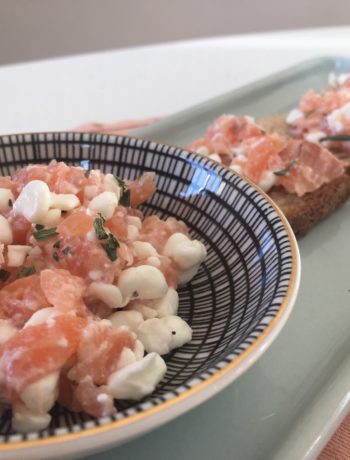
[269,171,350,238]
[258,115,350,238]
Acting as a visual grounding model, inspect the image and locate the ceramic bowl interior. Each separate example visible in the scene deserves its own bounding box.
[0,133,299,454]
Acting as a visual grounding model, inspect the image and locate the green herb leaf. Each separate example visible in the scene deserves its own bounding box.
[319,134,350,142]
[53,252,60,262]
[93,215,108,240]
[33,227,59,241]
[101,233,119,261]
[113,176,124,188]
[17,266,36,278]
[84,169,91,178]
[0,269,10,282]
[53,241,61,249]
[274,144,304,177]
[62,246,71,255]
[119,188,130,207]
[34,224,45,231]
[114,175,131,207]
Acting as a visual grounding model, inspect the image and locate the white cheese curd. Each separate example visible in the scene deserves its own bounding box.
[0,319,18,344]
[147,256,161,267]
[177,264,200,285]
[258,170,277,192]
[128,303,158,319]
[161,316,193,349]
[50,193,80,211]
[286,108,304,125]
[40,208,62,227]
[208,153,221,162]
[103,173,121,196]
[0,215,13,244]
[137,315,192,355]
[87,282,123,309]
[12,403,51,433]
[137,319,171,355]
[88,191,119,220]
[109,310,144,331]
[24,307,68,328]
[7,245,31,267]
[13,180,51,223]
[127,224,139,241]
[162,233,190,258]
[20,372,59,414]
[163,233,207,271]
[133,241,158,258]
[115,347,138,370]
[148,288,179,318]
[134,339,145,360]
[327,101,350,132]
[0,188,15,213]
[108,352,167,400]
[118,265,168,302]
[116,325,132,335]
[126,216,142,230]
[305,131,327,143]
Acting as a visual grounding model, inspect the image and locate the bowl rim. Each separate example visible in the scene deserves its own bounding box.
[0,132,301,454]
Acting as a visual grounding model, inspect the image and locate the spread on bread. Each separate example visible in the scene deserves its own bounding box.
[187,73,350,238]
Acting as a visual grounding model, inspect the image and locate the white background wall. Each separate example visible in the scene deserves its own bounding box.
[1,0,350,65]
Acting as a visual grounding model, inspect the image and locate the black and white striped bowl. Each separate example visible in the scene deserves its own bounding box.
[0,133,300,460]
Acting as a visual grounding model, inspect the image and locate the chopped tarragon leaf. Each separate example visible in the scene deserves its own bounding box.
[114,175,131,207]
[84,169,91,178]
[101,233,119,261]
[93,213,119,260]
[0,269,10,282]
[274,144,303,177]
[62,246,71,255]
[34,224,45,231]
[114,176,124,188]
[52,252,60,262]
[17,266,36,278]
[320,134,350,142]
[33,227,59,241]
[93,215,108,240]
[53,241,61,249]
[119,187,131,207]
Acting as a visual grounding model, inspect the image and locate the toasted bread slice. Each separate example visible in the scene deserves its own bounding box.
[268,171,350,238]
[258,115,350,238]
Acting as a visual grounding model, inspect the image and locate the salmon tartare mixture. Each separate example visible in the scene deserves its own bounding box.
[188,114,345,196]
[0,161,207,432]
[286,71,350,152]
